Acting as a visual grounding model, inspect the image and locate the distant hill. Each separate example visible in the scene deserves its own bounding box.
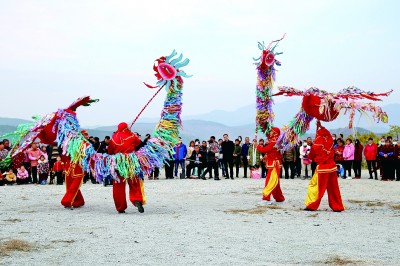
[0,100,397,143]
[139,100,400,132]
[0,117,32,126]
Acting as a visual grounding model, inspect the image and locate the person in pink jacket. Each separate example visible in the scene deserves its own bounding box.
[343,138,355,179]
[364,138,378,179]
[28,142,42,184]
[17,165,30,185]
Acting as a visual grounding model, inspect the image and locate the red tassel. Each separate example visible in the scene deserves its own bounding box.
[143,82,158,89]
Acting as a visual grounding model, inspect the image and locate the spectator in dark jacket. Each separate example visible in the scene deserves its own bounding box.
[395,142,400,181]
[164,151,175,179]
[201,138,219,180]
[241,137,251,178]
[233,139,242,178]
[186,145,204,178]
[221,134,235,179]
[353,139,364,179]
[379,139,395,181]
[282,147,296,179]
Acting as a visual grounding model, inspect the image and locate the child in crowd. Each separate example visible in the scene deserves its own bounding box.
[37,155,49,185]
[17,165,29,185]
[4,169,17,185]
[52,155,64,185]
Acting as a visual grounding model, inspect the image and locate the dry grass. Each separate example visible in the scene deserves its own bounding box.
[51,240,75,244]
[266,205,282,210]
[19,210,36,214]
[0,239,35,257]
[225,205,282,214]
[366,202,384,207]
[3,218,22,223]
[391,204,400,210]
[347,199,368,204]
[319,255,364,265]
[348,200,385,207]
[224,206,268,215]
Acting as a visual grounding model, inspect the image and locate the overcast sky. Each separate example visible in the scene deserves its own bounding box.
[0,0,399,126]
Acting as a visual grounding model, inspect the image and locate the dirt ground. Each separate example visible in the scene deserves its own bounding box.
[0,171,399,265]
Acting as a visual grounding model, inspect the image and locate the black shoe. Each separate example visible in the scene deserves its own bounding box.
[304,208,315,211]
[243,176,247,178]
[369,177,373,179]
[134,201,144,213]
[201,176,206,180]
[208,176,213,179]
[230,177,234,180]
[225,177,229,179]
[118,210,126,214]
[214,177,220,180]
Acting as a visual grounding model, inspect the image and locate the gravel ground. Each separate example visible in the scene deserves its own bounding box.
[0,170,399,265]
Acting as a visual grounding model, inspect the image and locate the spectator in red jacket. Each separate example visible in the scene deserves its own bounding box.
[334,139,345,165]
[353,139,364,179]
[364,138,378,180]
[52,155,65,185]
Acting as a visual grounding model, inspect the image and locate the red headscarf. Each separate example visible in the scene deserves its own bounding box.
[108,122,141,154]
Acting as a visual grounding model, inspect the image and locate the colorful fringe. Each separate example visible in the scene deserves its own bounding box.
[253,37,284,136]
[276,108,314,151]
[275,86,392,150]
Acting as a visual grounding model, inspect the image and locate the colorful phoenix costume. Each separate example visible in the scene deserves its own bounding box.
[274,86,391,211]
[1,97,98,208]
[256,127,285,202]
[304,122,344,211]
[1,50,190,212]
[253,36,285,202]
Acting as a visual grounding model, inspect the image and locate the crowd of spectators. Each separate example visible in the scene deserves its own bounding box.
[1,132,399,186]
[170,133,400,182]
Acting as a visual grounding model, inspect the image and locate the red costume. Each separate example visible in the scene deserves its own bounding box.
[257,127,285,202]
[305,123,345,211]
[61,156,85,207]
[108,122,146,213]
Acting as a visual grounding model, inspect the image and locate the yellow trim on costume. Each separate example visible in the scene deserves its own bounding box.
[266,159,281,169]
[71,175,84,206]
[139,179,146,205]
[317,166,337,174]
[262,167,278,197]
[305,171,319,206]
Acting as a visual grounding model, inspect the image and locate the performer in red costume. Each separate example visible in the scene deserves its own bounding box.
[108,122,146,214]
[304,121,345,212]
[36,108,91,209]
[257,127,285,203]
